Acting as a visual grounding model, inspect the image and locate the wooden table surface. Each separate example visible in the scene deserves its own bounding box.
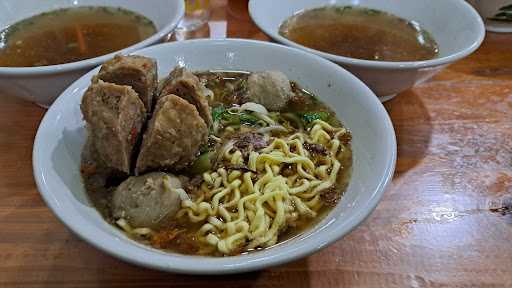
[1,1,511,287]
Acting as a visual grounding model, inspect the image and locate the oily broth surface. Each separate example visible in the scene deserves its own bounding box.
[279,6,439,62]
[178,71,352,255]
[82,71,353,256]
[0,6,156,67]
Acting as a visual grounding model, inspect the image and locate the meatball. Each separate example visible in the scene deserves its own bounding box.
[93,55,158,112]
[135,94,208,174]
[157,67,213,127]
[245,71,294,111]
[80,136,118,191]
[112,172,184,228]
[81,80,146,174]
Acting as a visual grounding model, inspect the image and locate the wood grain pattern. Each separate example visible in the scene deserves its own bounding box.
[1,0,511,287]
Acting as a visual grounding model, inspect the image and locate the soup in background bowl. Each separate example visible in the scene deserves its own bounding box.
[0,0,184,107]
[249,0,485,101]
[0,6,157,67]
[279,6,439,62]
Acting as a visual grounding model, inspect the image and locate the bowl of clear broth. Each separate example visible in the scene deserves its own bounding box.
[33,39,396,274]
[0,0,184,107]
[249,0,485,101]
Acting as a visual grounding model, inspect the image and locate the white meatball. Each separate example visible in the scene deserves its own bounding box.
[112,172,184,229]
[246,71,294,111]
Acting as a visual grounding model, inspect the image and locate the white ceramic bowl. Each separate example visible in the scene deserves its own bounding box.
[249,0,486,101]
[0,0,184,107]
[33,39,396,274]
[472,0,512,33]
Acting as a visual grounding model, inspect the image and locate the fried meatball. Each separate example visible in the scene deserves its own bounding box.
[112,172,183,228]
[158,67,213,127]
[245,71,294,111]
[81,80,146,174]
[135,94,208,174]
[93,55,158,112]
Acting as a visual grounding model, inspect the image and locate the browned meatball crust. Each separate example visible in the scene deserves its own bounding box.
[157,67,213,127]
[93,55,158,112]
[81,80,146,174]
[135,94,208,174]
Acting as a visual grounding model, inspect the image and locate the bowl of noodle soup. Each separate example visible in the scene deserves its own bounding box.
[33,39,396,274]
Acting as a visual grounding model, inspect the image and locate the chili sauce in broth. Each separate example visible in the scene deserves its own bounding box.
[0,6,156,67]
[82,70,352,256]
[156,72,352,255]
[279,6,439,62]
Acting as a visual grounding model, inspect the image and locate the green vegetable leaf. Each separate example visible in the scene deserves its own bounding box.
[212,105,259,127]
[212,105,226,122]
[222,113,241,125]
[488,4,512,22]
[300,111,331,125]
[365,8,381,16]
[334,6,353,14]
[188,152,211,174]
[239,113,259,126]
[238,79,248,92]
[199,144,209,154]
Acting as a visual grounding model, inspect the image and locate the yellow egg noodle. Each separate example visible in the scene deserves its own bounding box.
[176,120,349,254]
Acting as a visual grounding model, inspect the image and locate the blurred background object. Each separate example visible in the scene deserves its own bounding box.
[170,0,245,41]
[227,0,249,20]
[170,0,216,41]
[472,0,512,32]
[180,0,210,30]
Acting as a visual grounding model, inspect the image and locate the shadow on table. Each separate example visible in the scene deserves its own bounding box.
[383,89,432,179]
[33,233,311,288]
[133,257,313,288]
[13,224,308,287]
[206,258,309,287]
[88,251,312,287]
[36,231,313,287]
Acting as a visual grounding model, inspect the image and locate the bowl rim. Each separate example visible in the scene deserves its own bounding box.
[0,0,184,76]
[33,38,397,274]
[248,0,485,69]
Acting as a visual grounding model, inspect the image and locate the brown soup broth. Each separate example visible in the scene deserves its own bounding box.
[167,71,352,255]
[0,6,156,67]
[279,6,439,62]
[83,71,352,256]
